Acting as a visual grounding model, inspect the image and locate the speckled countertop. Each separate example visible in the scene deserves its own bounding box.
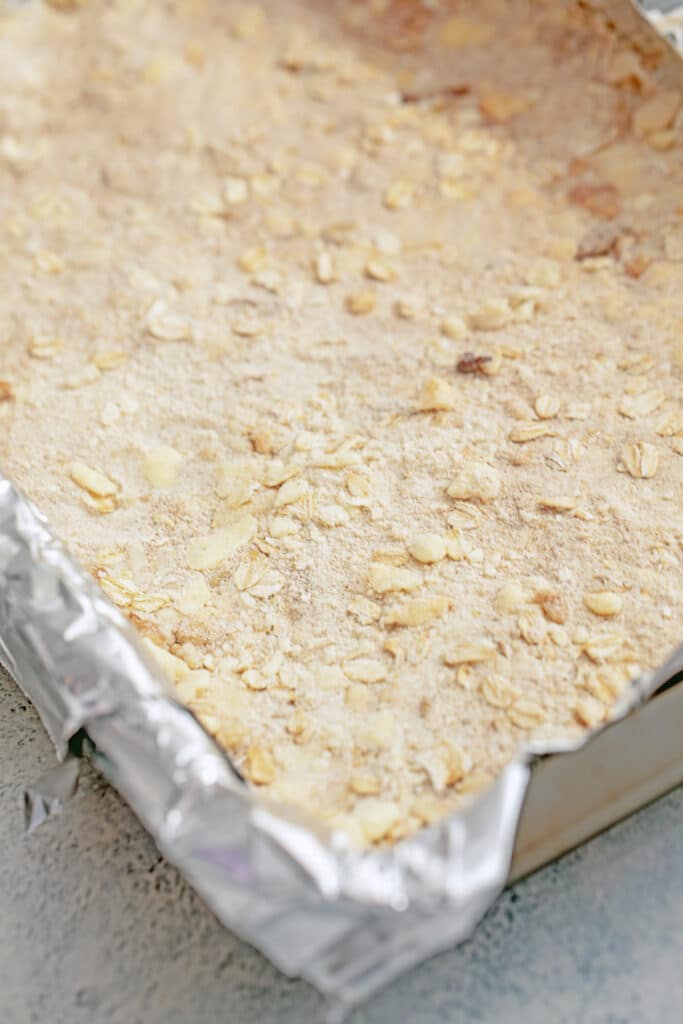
[2,666,683,1024]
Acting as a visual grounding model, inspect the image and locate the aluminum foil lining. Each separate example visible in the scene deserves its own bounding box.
[1,1,682,1015]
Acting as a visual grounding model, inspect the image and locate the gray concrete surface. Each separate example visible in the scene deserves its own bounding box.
[2,666,683,1024]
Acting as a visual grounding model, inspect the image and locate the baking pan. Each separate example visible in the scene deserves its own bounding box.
[0,0,681,1015]
[511,648,683,882]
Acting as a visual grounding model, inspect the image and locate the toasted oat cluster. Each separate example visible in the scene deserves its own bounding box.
[0,0,681,845]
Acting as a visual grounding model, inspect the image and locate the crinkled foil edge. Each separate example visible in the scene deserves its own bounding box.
[1,2,683,1015]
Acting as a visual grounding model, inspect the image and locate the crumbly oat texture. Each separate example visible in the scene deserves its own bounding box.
[1,0,681,846]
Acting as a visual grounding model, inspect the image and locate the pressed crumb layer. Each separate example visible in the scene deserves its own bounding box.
[0,0,681,845]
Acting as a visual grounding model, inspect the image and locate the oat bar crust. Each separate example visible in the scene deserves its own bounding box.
[1,0,681,844]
